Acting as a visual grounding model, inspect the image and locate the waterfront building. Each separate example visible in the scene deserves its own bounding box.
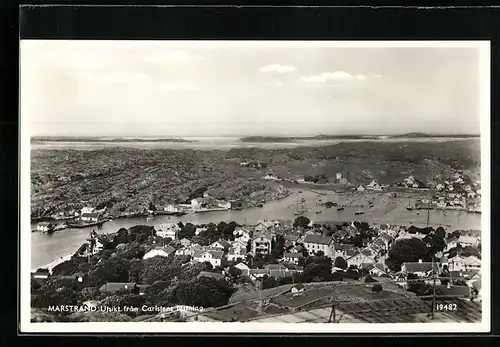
[80,212,98,222]
[191,198,204,209]
[155,223,180,239]
[36,222,54,232]
[164,204,179,213]
[303,234,334,257]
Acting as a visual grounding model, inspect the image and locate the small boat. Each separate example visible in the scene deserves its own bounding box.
[337,207,344,211]
[316,211,321,214]
[355,211,364,215]
[257,204,264,208]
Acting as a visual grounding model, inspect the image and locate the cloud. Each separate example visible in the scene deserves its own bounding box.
[147,50,205,62]
[298,71,380,87]
[259,64,297,73]
[154,83,198,91]
[67,71,150,83]
[273,81,285,87]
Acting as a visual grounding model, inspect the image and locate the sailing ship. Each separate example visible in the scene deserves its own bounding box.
[406,197,413,210]
[294,196,306,216]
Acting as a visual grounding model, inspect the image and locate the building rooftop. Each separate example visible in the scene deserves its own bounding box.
[246,297,482,323]
[303,234,332,245]
[402,262,439,273]
[198,271,225,280]
[99,282,137,293]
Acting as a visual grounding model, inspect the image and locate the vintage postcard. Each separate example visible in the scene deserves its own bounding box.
[20,40,490,333]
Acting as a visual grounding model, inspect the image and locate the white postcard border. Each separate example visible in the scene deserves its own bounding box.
[20,40,491,334]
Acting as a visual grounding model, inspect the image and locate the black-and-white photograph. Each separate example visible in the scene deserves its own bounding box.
[20,40,489,333]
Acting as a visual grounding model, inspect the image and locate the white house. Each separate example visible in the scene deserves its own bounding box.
[255,220,274,233]
[357,185,365,192]
[195,227,207,236]
[437,201,447,209]
[155,223,180,239]
[346,251,375,268]
[303,234,334,257]
[81,212,98,222]
[463,255,481,270]
[252,233,273,255]
[227,247,246,262]
[334,243,358,259]
[231,240,247,252]
[291,283,305,295]
[180,238,192,247]
[457,235,480,247]
[193,250,224,268]
[366,179,381,190]
[401,261,439,277]
[233,228,252,242]
[191,198,204,209]
[80,207,96,215]
[210,239,231,252]
[37,222,54,232]
[163,204,178,213]
[143,246,175,260]
[436,183,445,191]
[448,255,466,271]
[445,237,459,252]
[218,201,232,209]
[336,173,342,180]
[234,262,250,276]
[283,252,303,265]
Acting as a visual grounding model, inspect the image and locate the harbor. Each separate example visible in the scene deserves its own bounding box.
[30,188,481,270]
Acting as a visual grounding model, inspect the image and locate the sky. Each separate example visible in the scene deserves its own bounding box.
[20,41,483,137]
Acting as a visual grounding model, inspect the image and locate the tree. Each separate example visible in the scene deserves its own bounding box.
[86,256,131,287]
[334,257,348,270]
[171,277,235,308]
[246,239,252,253]
[228,266,242,279]
[316,250,325,257]
[365,275,378,283]
[117,241,146,260]
[302,255,332,282]
[140,256,181,285]
[386,238,430,272]
[178,223,196,240]
[128,258,143,283]
[293,216,311,229]
[371,284,383,293]
[31,286,83,310]
[113,228,129,246]
[435,227,446,239]
[51,257,89,277]
[423,232,446,256]
[262,276,278,289]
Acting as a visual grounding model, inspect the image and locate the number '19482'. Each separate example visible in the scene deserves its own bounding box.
[436,303,458,311]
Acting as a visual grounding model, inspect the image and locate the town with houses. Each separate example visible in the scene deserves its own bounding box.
[32,213,482,323]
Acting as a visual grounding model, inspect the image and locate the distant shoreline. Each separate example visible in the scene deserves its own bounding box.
[31,137,194,143]
[239,133,480,143]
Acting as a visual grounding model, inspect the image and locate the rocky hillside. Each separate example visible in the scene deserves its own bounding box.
[30,140,480,218]
[30,148,287,218]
